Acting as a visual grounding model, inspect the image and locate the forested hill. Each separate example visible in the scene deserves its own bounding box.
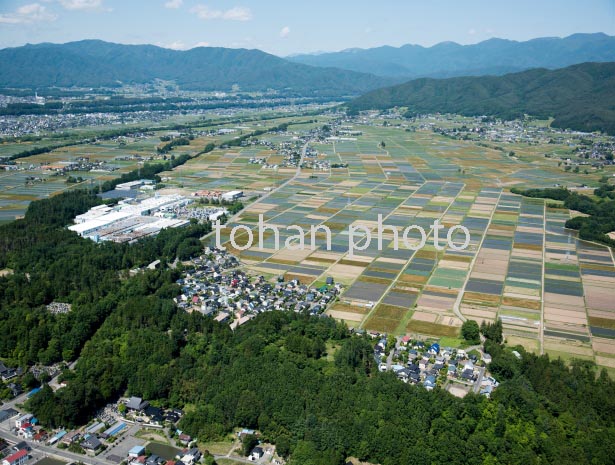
[346,62,615,135]
[0,40,392,96]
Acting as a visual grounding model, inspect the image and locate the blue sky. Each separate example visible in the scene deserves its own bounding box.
[0,0,614,56]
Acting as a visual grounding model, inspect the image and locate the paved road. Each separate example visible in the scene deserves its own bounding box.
[386,338,400,370]
[0,428,107,465]
[452,189,503,323]
[200,140,309,243]
[0,390,29,412]
[473,366,486,394]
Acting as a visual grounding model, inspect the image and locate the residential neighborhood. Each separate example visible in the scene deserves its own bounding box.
[0,394,281,465]
[176,247,343,328]
[370,333,499,398]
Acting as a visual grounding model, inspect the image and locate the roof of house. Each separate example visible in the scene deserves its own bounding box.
[126,397,149,410]
[0,409,16,422]
[13,442,28,452]
[4,449,28,463]
[144,405,164,420]
[83,435,102,450]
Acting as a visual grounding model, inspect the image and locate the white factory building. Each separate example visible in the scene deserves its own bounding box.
[69,195,192,243]
[115,180,154,191]
[221,190,243,202]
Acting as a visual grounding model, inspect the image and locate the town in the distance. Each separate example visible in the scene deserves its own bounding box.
[0,2,615,465]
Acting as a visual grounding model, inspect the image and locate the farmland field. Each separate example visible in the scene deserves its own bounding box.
[197,115,615,370]
[3,113,615,370]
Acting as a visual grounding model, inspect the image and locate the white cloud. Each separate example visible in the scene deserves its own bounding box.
[157,40,212,50]
[0,3,57,24]
[468,28,477,35]
[164,0,183,9]
[279,26,290,38]
[58,0,106,11]
[191,5,252,21]
[166,40,187,50]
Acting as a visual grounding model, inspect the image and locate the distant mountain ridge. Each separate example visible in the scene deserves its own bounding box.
[0,40,393,96]
[289,33,615,78]
[346,62,615,135]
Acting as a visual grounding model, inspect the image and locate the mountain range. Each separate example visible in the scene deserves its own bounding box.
[346,62,615,135]
[290,33,615,78]
[0,40,391,96]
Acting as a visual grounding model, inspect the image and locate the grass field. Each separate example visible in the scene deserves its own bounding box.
[146,442,182,460]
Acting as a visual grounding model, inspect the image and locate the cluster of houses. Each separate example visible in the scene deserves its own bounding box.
[300,146,331,172]
[373,336,498,396]
[422,114,615,168]
[1,396,274,465]
[13,414,38,440]
[248,157,268,166]
[176,248,341,328]
[4,396,187,463]
[276,141,303,168]
[572,140,615,164]
[40,158,116,175]
[0,109,176,139]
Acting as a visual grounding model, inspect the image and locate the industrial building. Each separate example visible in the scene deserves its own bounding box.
[69,195,192,243]
[115,180,154,191]
[221,190,243,202]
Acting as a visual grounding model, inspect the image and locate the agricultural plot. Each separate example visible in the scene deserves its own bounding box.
[198,118,615,369]
[0,131,206,219]
[3,114,614,368]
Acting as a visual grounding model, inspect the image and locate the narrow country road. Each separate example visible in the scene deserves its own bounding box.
[200,140,309,242]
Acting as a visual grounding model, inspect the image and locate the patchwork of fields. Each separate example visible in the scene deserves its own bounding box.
[2,115,615,371]
[190,118,615,371]
[0,130,218,221]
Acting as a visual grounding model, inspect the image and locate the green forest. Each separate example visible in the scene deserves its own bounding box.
[346,62,615,135]
[0,189,610,464]
[0,190,210,366]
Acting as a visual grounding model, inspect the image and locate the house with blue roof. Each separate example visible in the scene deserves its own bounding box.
[423,375,437,390]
